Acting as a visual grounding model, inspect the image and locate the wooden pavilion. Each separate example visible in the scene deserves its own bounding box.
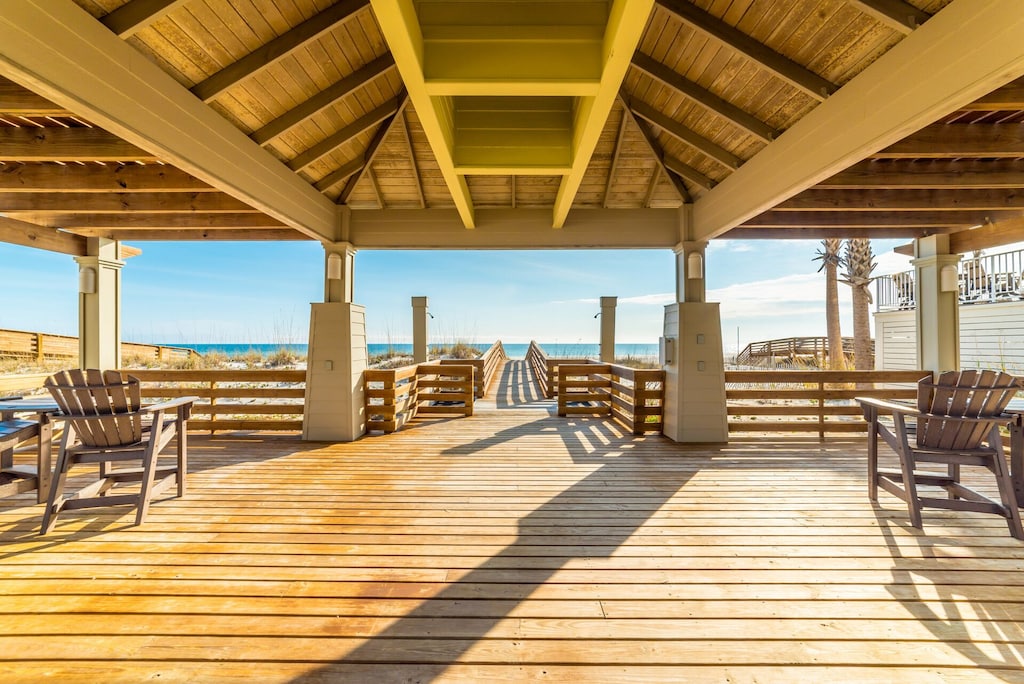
[2,2,1024,680]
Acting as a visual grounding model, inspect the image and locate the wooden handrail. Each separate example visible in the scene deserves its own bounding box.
[556,361,665,434]
[365,362,476,433]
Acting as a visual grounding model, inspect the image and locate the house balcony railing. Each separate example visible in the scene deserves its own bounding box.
[875,248,1024,312]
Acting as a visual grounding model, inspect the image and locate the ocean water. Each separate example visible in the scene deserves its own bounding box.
[172,342,659,361]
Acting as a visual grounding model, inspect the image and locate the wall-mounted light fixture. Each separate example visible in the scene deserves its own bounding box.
[940,264,958,292]
[687,252,704,280]
[78,266,97,294]
[326,253,342,280]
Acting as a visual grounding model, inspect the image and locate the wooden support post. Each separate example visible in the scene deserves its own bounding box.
[599,296,617,363]
[75,237,123,370]
[412,296,429,364]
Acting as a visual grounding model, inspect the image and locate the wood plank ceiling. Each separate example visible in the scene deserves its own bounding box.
[1,0,1023,255]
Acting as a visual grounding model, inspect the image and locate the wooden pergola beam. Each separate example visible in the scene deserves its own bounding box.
[191,0,370,102]
[629,97,740,170]
[743,209,1023,228]
[289,99,401,172]
[846,0,931,35]
[0,1,339,241]
[0,191,256,213]
[873,123,1024,158]
[776,188,1024,211]
[26,213,285,229]
[0,128,156,162]
[251,54,396,146]
[948,217,1024,253]
[0,163,215,192]
[68,228,307,241]
[820,159,1024,188]
[0,215,87,255]
[961,77,1024,111]
[0,78,69,116]
[691,0,1024,241]
[656,0,836,101]
[724,226,949,240]
[630,52,777,143]
[100,0,187,38]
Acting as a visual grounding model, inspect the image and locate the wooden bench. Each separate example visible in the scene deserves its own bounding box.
[0,419,51,502]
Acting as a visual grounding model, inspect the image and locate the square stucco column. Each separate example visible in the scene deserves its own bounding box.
[74,237,123,370]
[599,296,617,363]
[912,235,960,373]
[304,242,367,442]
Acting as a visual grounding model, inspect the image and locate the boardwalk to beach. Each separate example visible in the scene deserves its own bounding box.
[1,361,1023,682]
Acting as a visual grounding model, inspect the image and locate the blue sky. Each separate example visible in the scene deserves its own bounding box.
[0,237,913,352]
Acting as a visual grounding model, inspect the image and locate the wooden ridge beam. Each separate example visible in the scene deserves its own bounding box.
[0,78,69,116]
[629,97,741,170]
[820,159,1024,188]
[191,0,370,102]
[691,0,1024,241]
[0,191,256,213]
[67,228,307,241]
[0,1,339,241]
[873,123,1024,158]
[723,226,949,240]
[619,97,691,201]
[251,54,396,146]
[552,0,656,228]
[846,0,931,35]
[26,213,285,229]
[630,52,777,143]
[100,0,187,38]
[0,163,215,192]
[0,128,156,162]
[961,77,1024,111]
[288,98,401,172]
[743,209,1024,228]
[656,0,836,101]
[337,95,409,203]
[776,188,1024,211]
[0,215,87,255]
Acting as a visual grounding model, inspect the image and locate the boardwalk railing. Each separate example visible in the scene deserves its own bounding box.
[526,341,551,397]
[725,369,928,438]
[365,363,475,434]
[128,369,305,433]
[735,336,868,367]
[439,340,507,398]
[557,362,665,434]
[0,328,198,363]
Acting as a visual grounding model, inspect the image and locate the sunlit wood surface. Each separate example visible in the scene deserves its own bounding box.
[1,361,1023,683]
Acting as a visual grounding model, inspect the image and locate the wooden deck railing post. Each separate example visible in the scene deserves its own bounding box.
[35,332,44,364]
[208,380,217,435]
[818,378,825,441]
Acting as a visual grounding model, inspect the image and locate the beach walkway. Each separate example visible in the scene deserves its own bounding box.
[0,361,1022,681]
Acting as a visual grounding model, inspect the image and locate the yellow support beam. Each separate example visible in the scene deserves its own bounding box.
[552,0,655,228]
[371,0,476,227]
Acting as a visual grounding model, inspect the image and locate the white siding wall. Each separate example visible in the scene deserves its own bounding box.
[875,302,1024,372]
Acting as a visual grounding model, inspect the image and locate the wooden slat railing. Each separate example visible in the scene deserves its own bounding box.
[365,363,476,433]
[0,328,198,363]
[480,340,507,395]
[127,369,305,433]
[526,341,550,398]
[557,362,665,434]
[725,369,929,438]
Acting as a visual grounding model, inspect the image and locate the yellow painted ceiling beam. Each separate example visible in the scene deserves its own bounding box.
[371,0,476,227]
[552,0,655,228]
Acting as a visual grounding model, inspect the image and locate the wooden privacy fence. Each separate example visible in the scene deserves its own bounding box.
[557,363,665,435]
[127,369,305,433]
[365,363,475,434]
[725,369,929,438]
[0,328,198,364]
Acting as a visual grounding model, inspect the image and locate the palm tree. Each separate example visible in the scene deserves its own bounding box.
[841,238,876,371]
[814,239,844,369]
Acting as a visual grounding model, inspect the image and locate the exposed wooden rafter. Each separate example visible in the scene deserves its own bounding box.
[726,226,949,239]
[693,0,1024,241]
[744,209,1023,228]
[872,123,1024,158]
[0,164,215,193]
[656,0,836,101]
[30,213,285,229]
[100,0,187,38]
[191,0,370,103]
[776,188,1024,211]
[68,228,306,241]
[288,98,401,172]
[0,78,69,116]
[0,191,256,213]
[603,112,629,208]
[628,97,741,170]
[821,159,1024,189]
[0,215,87,255]
[961,77,1024,112]
[336,95,410,202]
[251,54,396,146]
[0,0,339,241]
[397,109,425,208]
[0,128,156,162]
[630,52,777,143]
[618,97,692,201]
[845,0,931,35]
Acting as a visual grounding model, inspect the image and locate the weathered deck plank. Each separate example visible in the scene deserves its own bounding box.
[0,361,1023,682]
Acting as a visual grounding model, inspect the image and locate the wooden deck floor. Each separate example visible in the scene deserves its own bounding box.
[1,361,1024,682]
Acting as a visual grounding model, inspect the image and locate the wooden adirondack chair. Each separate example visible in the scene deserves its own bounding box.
[858,370,1024,539]
[40,369,197,535]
